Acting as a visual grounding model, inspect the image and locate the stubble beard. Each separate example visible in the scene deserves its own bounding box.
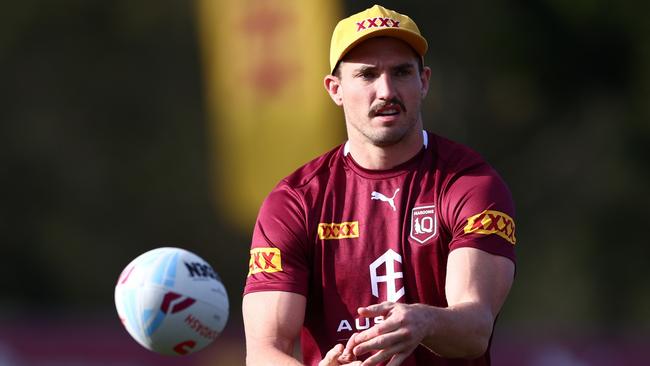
[366,123,411,147]
[350,113,419,148]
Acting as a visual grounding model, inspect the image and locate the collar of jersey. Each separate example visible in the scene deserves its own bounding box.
[343,130,428,157]
[342,130,428,179]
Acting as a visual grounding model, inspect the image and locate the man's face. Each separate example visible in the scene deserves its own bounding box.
[328,37,430,147]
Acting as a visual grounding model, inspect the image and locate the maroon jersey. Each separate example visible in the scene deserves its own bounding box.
[244,131,516,366]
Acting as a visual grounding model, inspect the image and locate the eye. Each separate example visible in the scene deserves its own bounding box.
[356,69,378,80]
[394,67,413,77]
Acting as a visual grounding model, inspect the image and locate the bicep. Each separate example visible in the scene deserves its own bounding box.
[242,291,306,355]
[445,247,515,317]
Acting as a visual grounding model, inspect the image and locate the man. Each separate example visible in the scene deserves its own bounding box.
[242,5,516,366]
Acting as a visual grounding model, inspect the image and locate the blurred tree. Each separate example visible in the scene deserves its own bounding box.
[0,0,243,316]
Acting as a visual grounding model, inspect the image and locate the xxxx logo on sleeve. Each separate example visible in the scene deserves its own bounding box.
[463,210,516,245]
[248,248,282,276]
[318,221,359,240]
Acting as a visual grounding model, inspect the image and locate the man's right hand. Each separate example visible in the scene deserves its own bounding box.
[319,334,362,366]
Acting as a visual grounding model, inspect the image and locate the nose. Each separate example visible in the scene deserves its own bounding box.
[375,73,397,100]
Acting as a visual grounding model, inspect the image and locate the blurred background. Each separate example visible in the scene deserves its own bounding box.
[1,0,649,365]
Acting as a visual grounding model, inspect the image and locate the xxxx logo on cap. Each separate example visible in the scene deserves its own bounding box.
[329,5,428,72]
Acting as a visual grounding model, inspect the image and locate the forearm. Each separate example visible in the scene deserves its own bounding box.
[243,292,307,366]
[246,341,304,366]
[420,301,494,359]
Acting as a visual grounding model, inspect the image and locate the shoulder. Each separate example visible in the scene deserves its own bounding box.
[428,134,517,256]
[428,132,511,195]
[429,132,490,174]
[260,144,344,214]
[428,131,515,223]
[279,143,345,190]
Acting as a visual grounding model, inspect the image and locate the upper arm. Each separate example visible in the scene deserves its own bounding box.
[445,247,515,317]
[242,291,307,358]
[442,159,516,315]
[243,183,311,364]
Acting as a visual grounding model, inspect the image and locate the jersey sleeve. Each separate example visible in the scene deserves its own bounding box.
[441,162,517,263]
[243,182,311,297]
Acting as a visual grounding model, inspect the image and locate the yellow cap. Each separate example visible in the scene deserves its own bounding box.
[329,4,428,73]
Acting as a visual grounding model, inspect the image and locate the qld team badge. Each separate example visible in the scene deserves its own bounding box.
[410,205,437,244]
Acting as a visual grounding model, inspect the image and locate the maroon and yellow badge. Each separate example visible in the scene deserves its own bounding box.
[463,210,516,245]
[248,248,283,276]
[318,221,359,240]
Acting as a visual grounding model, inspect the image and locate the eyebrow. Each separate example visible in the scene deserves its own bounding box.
[393,63,416,71]
[352,65,376,74]
[353,62,416,74]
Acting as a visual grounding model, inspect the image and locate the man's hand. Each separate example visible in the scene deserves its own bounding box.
[349,302,433,366]
[319,334,363,366]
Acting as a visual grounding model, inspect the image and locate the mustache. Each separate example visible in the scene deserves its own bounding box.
[369,98,407,116]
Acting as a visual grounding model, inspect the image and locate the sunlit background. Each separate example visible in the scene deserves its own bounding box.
[1,0,649,365]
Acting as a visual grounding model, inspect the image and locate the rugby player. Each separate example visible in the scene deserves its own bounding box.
[243,5,516,366]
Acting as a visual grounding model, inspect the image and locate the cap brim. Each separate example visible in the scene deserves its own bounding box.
[333,28,428,72]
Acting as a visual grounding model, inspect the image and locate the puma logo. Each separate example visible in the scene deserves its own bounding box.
[371,188,400,211]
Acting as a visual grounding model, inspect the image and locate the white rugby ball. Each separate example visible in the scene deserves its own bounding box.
[114,247,229,355]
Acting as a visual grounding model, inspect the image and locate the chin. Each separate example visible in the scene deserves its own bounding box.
[368,128,408,147]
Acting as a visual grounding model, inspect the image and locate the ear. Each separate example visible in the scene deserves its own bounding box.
[420,66,432,99]
[324,74,343,106]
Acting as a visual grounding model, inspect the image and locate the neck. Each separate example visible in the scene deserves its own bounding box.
[345,128,426,170]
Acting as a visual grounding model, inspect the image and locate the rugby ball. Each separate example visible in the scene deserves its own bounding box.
[114,247,229,355]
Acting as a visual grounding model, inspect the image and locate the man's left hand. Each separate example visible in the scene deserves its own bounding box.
[349,302,433,366]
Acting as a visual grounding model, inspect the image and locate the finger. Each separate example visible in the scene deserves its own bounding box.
[338,334,358,363]
[360,345,409,366]
[353,319,401,352]
[345,333,358,351]
[386,352,409,366]
[360,349,397,366]
[353,329,403,357]
[352,327,382,353]
[357,301,394,317]
[319,344,344,366]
